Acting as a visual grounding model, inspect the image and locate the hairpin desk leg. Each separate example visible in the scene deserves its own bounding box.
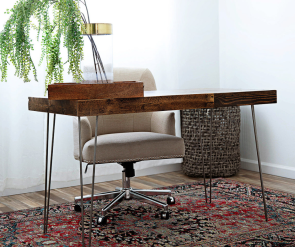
[78,117,85,246]
[44,113,50,234]
[209,109,213,203]
[44,114,56,233]
[251,105,268,222]
[43,113,56,233]
[88,116,99,247]
[199,111,207,203]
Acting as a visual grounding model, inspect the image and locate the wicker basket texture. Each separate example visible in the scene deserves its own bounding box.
[181,107,241,177]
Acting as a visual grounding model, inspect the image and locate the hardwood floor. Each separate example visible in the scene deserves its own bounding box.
[0,169,295,213]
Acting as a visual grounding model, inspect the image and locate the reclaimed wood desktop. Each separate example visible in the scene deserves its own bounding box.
[28,88,277,246]
[29,89,276,116]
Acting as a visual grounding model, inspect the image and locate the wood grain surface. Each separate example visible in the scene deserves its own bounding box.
[48,81,144,100]
[76,94,214,116]
[214,90,277,107]
[29,89,277,116]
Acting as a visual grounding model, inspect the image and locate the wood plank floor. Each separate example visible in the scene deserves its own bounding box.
[0,169,295,213]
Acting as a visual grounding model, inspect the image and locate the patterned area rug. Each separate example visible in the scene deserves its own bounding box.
[1,178,295,246]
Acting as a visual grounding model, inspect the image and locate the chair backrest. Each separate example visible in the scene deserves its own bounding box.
[113,67,156,91]
[87,68,156,136]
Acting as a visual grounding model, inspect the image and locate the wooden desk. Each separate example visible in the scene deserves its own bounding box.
[29,89,276,116]
[28,88,277,246]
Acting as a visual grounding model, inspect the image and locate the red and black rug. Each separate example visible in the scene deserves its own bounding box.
[1,178,295,246]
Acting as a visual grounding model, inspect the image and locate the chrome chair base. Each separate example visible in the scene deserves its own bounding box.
[74,169,175,224]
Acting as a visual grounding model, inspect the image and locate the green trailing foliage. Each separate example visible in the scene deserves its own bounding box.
[0,0,84,89]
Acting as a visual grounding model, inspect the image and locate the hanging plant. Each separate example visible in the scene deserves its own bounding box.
[0,0,86,89]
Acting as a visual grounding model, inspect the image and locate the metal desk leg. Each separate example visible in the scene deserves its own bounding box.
[78,117,85,246]
[251,105,268,222]
[44,113,56,233]
[44,113,50,234]
[88,116,99,247]
[199,110,207,203]
[209,109,213,204]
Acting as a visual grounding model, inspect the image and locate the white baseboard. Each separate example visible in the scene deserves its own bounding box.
[0,163,182,197]
[241,158,295,180]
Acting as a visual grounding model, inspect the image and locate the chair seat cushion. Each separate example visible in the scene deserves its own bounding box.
[82,132,185,163]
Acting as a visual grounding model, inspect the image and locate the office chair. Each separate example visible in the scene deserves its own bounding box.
[73,68,185,225]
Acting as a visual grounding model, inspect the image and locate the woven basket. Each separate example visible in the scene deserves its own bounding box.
[181,107,241,177]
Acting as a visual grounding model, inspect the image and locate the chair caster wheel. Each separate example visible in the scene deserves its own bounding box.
[97,216,107,225]
[74,204,81,212]
[167,196,175,205]
[160,211,170,220]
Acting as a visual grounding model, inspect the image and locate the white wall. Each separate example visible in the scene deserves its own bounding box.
[219,0,295,178]
[0,0,220,196]
[90,0,220,90]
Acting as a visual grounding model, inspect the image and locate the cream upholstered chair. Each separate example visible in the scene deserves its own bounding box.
[73,68,185,225]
